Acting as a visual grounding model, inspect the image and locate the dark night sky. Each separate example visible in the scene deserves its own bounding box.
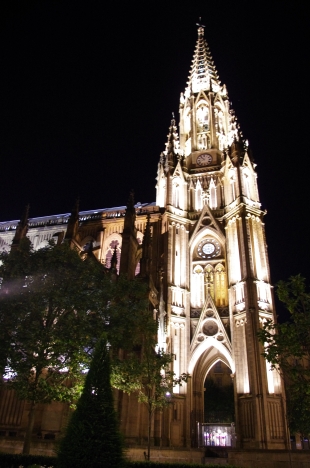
[0,2,309,297]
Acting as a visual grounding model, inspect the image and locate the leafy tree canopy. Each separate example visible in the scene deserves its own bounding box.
[0,238,155,453]
[258,275,310,436]
[0,239,110,401]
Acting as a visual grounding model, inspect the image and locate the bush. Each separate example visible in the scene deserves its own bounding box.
[0,453,240,468]
[57,336,125,468]
[0,452,57,468]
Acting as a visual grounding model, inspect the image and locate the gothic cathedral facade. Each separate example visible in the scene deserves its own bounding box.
[0,26,287,450]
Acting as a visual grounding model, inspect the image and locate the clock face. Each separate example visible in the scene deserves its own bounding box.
[196,153,212,166]
[197,238,221,259]
[202,243,215,255]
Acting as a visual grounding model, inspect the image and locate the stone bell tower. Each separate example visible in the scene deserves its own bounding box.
[156,23,288,449]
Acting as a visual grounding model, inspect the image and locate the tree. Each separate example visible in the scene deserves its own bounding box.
[106,276,187,460]
[57,335,125,468]
[0,239,110,454]
[112,345,189,460]
[105,275,157,352]
[258,275,310,437]
[0,238,162,454]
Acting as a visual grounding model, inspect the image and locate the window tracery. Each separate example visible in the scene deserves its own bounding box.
[204,264,214,299]
[214,263,227,306]
[105,238,121,271]
[196,104,209,150]
[196,105,209,130]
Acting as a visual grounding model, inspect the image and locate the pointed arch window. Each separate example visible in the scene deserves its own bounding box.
[209,178,217,209]
[243,171,251,199]
[192,265,204,307]
[214,263,228,306]
[204,264,214,299]
[172,177,181,208]
[158,175,166,207]
[218,110,224,133]
[196,105,209,129]
[105,239,121,272]
[195,179,203,211]
[229,173,236,201]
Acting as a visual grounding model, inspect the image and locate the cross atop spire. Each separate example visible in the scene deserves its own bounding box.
[196,17,205,36]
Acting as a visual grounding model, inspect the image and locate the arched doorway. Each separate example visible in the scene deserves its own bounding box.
[189,335,235,448]
[204,360,234,423]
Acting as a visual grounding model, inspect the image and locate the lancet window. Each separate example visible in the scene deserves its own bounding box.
[225,168,237,204]
[192,265,204,307]
[172,178,181,208]
[191,259,228,308]
[243,171,251,199]
[157,175,166,207]
[195,179,203,211]
[196,105,209,131]
[209,178,217,209]
[196,103,210,150]
[105,238,121,272]
[214,263,227,306]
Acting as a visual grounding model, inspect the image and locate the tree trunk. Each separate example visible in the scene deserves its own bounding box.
[147,405,152,461]
[23,400,36,454]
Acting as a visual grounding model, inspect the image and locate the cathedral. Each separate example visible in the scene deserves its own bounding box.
[0,25,288,451]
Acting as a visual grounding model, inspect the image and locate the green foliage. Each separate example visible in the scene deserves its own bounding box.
[0,239,159,454]
[258,275,310,436]
[0,452,57,467]
[0,240,112,453]
[0,240,109,404]
[0,241,154,403]
[0,452,240,468]
[126,464,237,468]
[57,336,125,468]
[107,275,189,461]
[106,275,157,351]
[110,278,188,414]
[112,347,189,414]
[112,344,189,460]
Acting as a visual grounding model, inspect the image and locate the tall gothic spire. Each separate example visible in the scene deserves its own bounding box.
[178,23,242,156]
[186,23,220,95]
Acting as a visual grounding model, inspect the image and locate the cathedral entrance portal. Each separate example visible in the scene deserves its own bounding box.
[204,361,234,423]
[189,341,235,448]
[200,361,235,448]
